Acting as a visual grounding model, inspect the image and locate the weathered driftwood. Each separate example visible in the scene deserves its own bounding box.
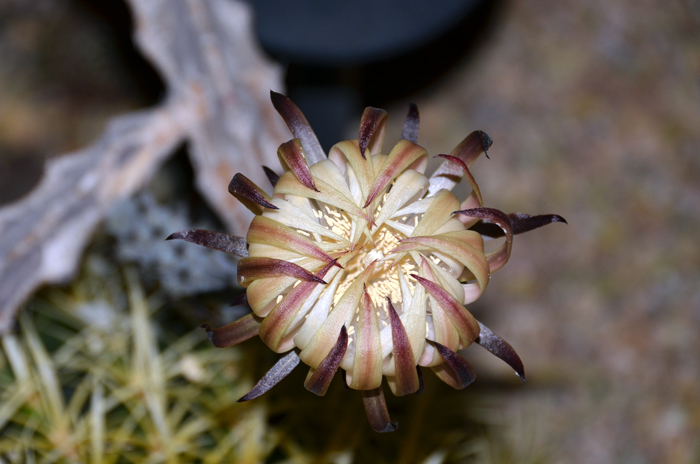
[0,0,288,332]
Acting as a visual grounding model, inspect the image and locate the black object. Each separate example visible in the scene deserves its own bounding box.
[245,0,501,149]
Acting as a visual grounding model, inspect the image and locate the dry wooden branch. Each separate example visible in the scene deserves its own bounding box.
[0,0,288,332]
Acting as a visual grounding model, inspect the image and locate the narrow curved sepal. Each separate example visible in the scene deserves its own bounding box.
[350,287,383,390]
[262,165,280,187]
[359,107,388,158]
[237,257,327,288]
[436,154,483,206]
[238,351,301,402]
[166,230,248,257]
[258,260,336,351]
[365,140,428,208]
[387,299,420,396]
[393,232,489,295]
[277,138,319,191]
[476,321,525,382]
[411,275,480,347]
[300,261,376,368]
[454,207,513,273]
[362,385,398,433]
[428,130,492,196]
[304,326,348,396]
[200,313,261,348]
[270,90,326,165]
[275,168,374,225]
[228,172,278,214]
[469,212,568,239]
[247,216,338,265]
[230,293,248,307]
[401,103,419,143]
[509,213,568,234]
[430,341,477,389]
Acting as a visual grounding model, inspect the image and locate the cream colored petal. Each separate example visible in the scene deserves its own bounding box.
[385,301,419,396]
[463,283,481,305]
[373,169,429,230]
[427,130,491,196]
[275,167,371,223]
[430,294,461,357]
[294,269,345,349]
[384,220,415,237]
[247,275,295,317]
[371,154,387,176]
[259,260,336,352]
[456,193,482,228]
[266,198,350,243]
[349,290,383,390]
[246,256,325,316]
[300,262,376,368]
[411,190,461,238]
[365,140,428,208]
[390,196,434,218]
[414,274,480,349]
[392,232,490,296]
[402,268,427,363]
[288,266,342,329]
[248,243,305,262]
[310,159,356,202]
[328,140,375,201]
[247,216,336,264]
[344,161,364,206]
[433,154,483,206]
[424,257,465,303]
[398,266,413,313]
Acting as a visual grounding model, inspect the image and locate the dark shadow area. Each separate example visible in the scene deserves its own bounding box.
[246,0,505,150]
[0,0,165,206]
[72,0,165,104]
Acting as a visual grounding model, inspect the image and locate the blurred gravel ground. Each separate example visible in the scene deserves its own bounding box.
[384,0,700,462]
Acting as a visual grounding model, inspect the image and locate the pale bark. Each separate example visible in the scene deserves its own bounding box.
[0,0,288,331]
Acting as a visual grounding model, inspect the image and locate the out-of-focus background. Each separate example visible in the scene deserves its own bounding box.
[1,0,699,462]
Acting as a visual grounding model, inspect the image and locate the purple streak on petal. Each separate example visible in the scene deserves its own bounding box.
[432,341,477,389]
[270,91,326,165]
[358,107,388,159]
[237,351,301,402]
[362,386,398,433]
[166,229,248,257]
[278,138,319,191]
[305,326,348,396]
[262,165,280,187]
[476,321,526,382]
[228,173,278,210]
[453,207,513,272]
[200,313,261,348]
[387,299,420,396]
[508,213,568,235]
[237,257,327,287]
[401,103,419,143]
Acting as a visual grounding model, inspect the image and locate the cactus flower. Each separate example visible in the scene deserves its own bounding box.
[168,92,566,432]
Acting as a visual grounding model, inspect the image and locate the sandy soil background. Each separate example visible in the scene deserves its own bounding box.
[393,1,700,462]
